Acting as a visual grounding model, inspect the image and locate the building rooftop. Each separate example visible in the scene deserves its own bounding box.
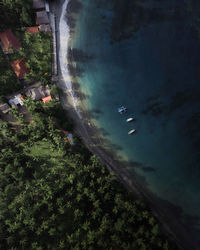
[42,95,52,103]
[26,26,39,34]
[10,58,30,79]
[25,86,51,100]
[8,94,24,107]
[0,29,21,53]
[36,11,50,25]
[33,0,45,10]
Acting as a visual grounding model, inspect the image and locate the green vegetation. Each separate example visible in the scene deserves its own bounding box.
[50,85,60,98]
[9,107,24,124]
[0,50,21,99]
[19,32,52,83]
[0,0,51,101]
[0,29,51,98]
[0,0,33,30]
[0,100,177,249]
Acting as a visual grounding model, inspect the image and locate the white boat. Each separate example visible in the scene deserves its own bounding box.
[126,117,134,122]
[128,129,136,135]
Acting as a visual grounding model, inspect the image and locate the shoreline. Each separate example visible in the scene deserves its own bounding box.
[50,0,198,249]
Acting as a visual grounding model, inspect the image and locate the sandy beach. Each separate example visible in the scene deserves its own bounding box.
[50,1,198,249]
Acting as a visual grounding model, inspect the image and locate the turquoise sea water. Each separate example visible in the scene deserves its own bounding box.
[71,0,200,241]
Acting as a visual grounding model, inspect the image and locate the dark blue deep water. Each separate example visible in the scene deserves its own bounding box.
[71,0,200,241]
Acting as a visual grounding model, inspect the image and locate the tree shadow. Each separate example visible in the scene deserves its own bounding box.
[66,15,76,31]
[142,89,200,117]
[165,89,196,115]
[67,64,84,77]
[142,101,164,116]
[72,81,89,101]
[145,94,160,103]
[83,108,103,120]
[67,0,82,14]
[155,196,200,247]
[128,160,156,173]
[68,48,94,63]
[66,0,83,33]
[110,0,186,43]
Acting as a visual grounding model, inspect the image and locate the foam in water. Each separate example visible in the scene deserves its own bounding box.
[59,0,82,118]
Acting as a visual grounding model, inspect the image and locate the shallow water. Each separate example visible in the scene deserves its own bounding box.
[71,0,200,239]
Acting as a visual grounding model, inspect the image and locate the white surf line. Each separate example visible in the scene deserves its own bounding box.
[59,0,82,118]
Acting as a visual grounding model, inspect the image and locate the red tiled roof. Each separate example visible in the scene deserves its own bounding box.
[10,58,30,79]
[42,95,52,103]
[26,26,39,34]
[0,29,21,52]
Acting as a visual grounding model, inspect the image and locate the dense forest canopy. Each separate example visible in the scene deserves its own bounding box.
[0,0,33,30]
[19,31,52,82]
[0,50,21,99]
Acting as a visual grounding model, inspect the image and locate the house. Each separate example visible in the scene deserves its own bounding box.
[10,58,30,79]
[42,95,52,103]
[0,29,21,53]
[36,11,50,25]
[0,102,11,114]
[9,94,24,107]
[25,85,51,100]
[26,26,39,34]
[33,0,45,10]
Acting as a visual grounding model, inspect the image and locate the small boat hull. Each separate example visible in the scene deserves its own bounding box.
[128,129,136,135]
[126,117,134,122]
